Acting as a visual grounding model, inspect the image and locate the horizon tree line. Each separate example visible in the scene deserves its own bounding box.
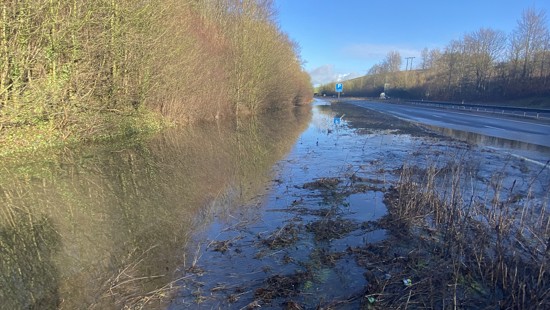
[320,8,549,104]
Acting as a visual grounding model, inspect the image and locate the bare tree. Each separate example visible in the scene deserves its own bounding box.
[420,48,441,70]
[539,34,550,85]
[437,39,464,96]
[464,28,507,93]
[368,64,384,75]
[421,48,430,70]
[509,8,549,79]
[384,50,402,73]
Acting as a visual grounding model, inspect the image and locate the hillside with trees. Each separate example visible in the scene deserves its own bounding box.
[319,8,550,107]
[0,0,312,155]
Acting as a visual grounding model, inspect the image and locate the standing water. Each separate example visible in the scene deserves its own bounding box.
[0,107,310,309]
[2,99,549,309]
[170,99,550,309]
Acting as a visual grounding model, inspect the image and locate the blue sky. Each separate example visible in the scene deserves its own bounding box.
[274,0,550,86]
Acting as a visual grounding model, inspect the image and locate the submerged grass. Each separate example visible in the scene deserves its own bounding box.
[175,150,549,308]
[371,158,550,309]
[165,101,549,309]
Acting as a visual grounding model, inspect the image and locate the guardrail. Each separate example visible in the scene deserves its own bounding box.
[406,100,550,120]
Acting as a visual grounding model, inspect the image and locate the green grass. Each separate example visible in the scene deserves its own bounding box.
[0,109,166,158]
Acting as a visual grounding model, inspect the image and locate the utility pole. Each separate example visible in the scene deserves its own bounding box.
[405,57,415,71]
[404,57,416,88]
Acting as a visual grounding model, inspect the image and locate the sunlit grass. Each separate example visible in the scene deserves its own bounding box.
[0,109,166,158]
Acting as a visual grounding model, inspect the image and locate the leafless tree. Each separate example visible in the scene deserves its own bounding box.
[384,50,402,73]
[509,8,549,79]
[464,28,507,92]
[420,48,441,70]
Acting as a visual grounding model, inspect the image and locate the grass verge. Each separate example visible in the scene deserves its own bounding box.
[0,109,166,158]
[367,158,550,309]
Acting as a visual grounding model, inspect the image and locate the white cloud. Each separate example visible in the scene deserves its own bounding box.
[308,65,362,86]
[337,72,363,82]
[308,65,335,86]
[342,43,421,62]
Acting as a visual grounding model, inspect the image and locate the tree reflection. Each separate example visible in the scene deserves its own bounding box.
[0,106,311,308]
[0,208,60,309]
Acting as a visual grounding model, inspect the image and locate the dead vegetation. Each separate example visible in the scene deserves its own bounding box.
[180,155,549,309]
[98,246,191,309]
[254,272,312,302]
[262,222,303,249]
[303,177,341,190]
[364,159,550,309]
[306,218,359,241]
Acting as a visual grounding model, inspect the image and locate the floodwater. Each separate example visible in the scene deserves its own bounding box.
[1,99,549,309]
[168,100,549,308]
[0,108,310,309]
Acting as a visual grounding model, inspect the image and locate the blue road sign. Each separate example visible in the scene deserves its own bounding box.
[335,83,343,92]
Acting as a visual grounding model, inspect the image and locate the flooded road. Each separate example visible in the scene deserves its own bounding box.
[169,100,549,308]
[2,99,549,309]
[0,108,310,309]
[350,100,550,149]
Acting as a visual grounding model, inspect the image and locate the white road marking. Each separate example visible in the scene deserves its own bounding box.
[483,125,501,130]
[413,106,550,128]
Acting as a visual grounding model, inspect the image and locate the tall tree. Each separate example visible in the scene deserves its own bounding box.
[509,8,549,79]
[438,39,464,96]
[464,28,506,93]
[420,48,441,70]
[384,50,402,73]
[421,48,430,70]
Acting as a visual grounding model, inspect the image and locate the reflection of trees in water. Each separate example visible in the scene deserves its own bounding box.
[313,105,339,132]
[0,106,311,308]
[422,124,550,152]
[0,208,61,309]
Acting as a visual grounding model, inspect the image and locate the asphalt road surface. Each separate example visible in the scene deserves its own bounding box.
[350,100,550,149]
